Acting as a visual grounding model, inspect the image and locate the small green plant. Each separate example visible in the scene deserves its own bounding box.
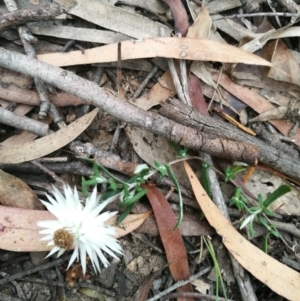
[229,187,248,211]
[170,141,188,158]
[81,158,184,227]
[224,164,247,182]
[203,236,228,301]
[230,184,291,238]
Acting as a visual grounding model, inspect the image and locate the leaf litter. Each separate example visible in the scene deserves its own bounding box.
[0,0,300,300]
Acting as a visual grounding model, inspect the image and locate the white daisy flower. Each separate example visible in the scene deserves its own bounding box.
[37,185,123,274]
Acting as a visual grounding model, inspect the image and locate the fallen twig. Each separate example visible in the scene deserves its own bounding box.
[159,98,300,180]
[0,47,258,165]
[0,4,62,33]
[0,107,51,136]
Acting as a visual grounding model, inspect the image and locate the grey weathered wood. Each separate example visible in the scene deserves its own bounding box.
[159,98,300,178]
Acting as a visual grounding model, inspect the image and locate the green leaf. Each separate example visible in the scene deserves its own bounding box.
[240,214,254,230]
[248,219,255,238]
[93,162,101,177]
[224,165,246,182]
[262,233,270,253]
[81,177,89,197]
[123,188,148,205]
[166,164,183,229]
[133,163,149,174]
[201,163,212,199]
[270,228,281,238]
[117,202,136,224]
[263,207,276,217]
[108,179,118,191]
[230,187,248,210]
[154,161,167,177]
[170,141,188,157]
[263,184,291,208]
[257,214,270,230]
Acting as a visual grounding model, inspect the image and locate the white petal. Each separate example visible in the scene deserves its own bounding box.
[79,245,87,275]
[46,246,60,257]
[57,248,66,257]
[67,247,79,270]
[94,247,109,267]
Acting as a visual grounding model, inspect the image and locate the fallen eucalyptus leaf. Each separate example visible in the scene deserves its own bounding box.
[0,206,151,252]
[0,108,99,164]
[37,37,272,67]
[184,161,300,301]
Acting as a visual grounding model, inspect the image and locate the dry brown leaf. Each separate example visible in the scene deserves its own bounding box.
[162,0,189,36]
[183,161,300,301]
[0,108,99,164]
[37,37,272,67]
[57,0,171,39]
[240,25,300,55]
[132,269,163,301]
[0,205,151,252]
[0,170,43,209]
[129,70,176,110]
[209,69,300,146]
[187,4,212,39]
[266,39,300,85]
[144,184,193,301]
[136,212,215,236]
[187,74,207,113]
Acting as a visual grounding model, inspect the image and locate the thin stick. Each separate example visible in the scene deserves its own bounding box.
[133,66,158,99]
[215,12,300,19]
[146,266,211,301]
[32,160,66,184]
[160,27,186,104]
[0,256,70,286]
[117,42,122,99]
[161,292,236,301]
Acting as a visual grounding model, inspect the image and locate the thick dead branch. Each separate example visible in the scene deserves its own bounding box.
[0,47,258,165]
[159,98,300,180]
[0,4,62,32]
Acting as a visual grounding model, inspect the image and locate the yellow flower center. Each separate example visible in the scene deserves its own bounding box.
[53,229,74,250]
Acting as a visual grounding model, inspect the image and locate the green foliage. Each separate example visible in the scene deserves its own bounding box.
[231,184,291,238]
[229,187,248,211]
[81,159,184,227]
[170,141,188,158]
[201,162,212,199]
[224,165,247,182]
[204,237,228,301]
